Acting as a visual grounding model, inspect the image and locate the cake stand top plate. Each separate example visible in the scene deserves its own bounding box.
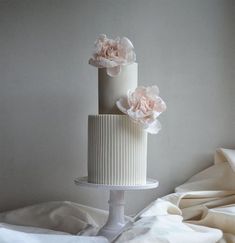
[74,177,159,191]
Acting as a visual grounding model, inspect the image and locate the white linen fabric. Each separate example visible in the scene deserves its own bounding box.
[0,148,235,243]
[0,227,107,243]
[0,201,108,234]
[0,201,109,243]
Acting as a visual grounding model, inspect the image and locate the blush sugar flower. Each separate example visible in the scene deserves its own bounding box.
[116,85,166,134]
[89,34,136,76]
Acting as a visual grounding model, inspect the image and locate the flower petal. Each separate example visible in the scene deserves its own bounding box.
[147,85,160,97]
[144,120,162,134]
[116,97,129,114]
[98,34,106,41]
[120,37,134,49]
[89,57,119,69]
[107,65,121,77]
[126,51,136,63]
[134,86,146,97]
[127,109,145,119]
[154,97,167,114]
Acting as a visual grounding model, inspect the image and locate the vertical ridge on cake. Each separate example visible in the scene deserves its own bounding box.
[88,115,147,185]
[88,62,148,185]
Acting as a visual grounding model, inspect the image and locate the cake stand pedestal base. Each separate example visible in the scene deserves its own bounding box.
[98,190,125,239]
[74,177,159,242]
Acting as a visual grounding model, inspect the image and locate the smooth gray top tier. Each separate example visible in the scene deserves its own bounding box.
[98,63,138,114]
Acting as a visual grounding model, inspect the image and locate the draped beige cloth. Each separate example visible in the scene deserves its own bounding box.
[116,148,235,242]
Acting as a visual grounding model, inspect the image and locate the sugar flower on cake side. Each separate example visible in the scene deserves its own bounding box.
[116,85,166,134]
[89,34,136,76]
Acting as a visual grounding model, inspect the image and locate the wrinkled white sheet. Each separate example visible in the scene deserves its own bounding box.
[0,202,109,242]
[0,201,108,235]
[0,227,107,243]
[1,148,235,243]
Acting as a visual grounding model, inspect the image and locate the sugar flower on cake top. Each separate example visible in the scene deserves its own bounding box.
[116,85,166,134]
[89,34,136,77]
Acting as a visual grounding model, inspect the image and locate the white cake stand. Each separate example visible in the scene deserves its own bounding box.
[74,177,159,242]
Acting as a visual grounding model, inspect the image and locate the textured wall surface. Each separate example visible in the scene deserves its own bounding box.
[0,0,234,215]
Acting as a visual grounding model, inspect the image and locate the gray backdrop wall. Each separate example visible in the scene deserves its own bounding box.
[0,0,234,215]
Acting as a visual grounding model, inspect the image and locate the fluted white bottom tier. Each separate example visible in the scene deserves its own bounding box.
[88,115,147,185]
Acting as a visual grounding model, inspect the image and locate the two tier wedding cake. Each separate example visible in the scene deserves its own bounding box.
[87,34,166,185]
